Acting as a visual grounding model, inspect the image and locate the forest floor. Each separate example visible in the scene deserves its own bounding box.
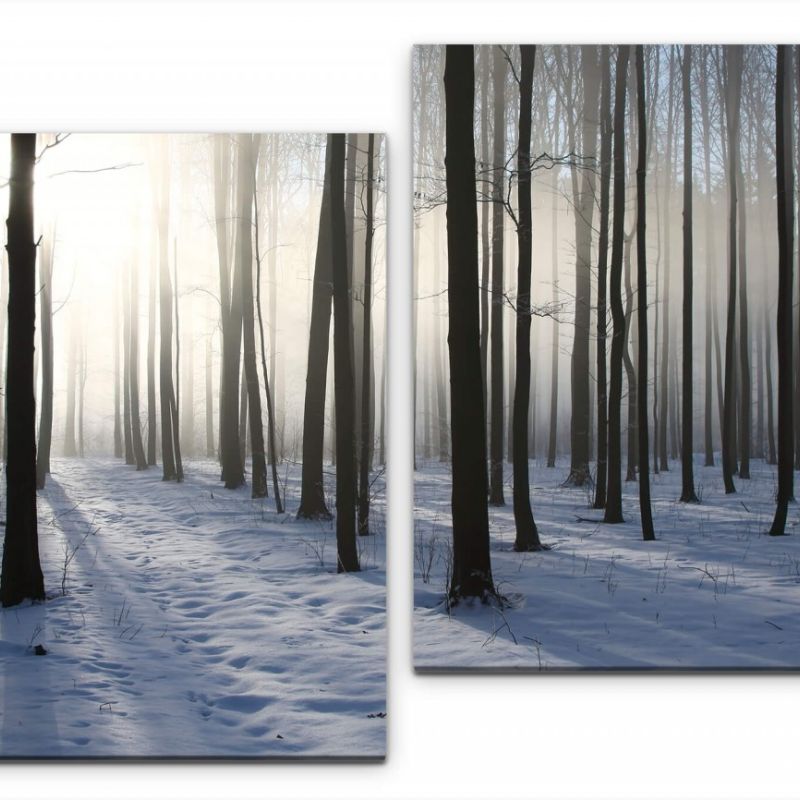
[0,457,386,757]
[414,455,800,670]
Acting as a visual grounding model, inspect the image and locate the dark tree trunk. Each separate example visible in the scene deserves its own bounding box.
[512,45,544,552]
[253,138,284,513]
[445,45,494,601]
[329,133,359,573]
[604,46,630,525]
[568,45,600,486]
[479,48,491,421]
[680,45,699,503]
[156,141,183,482]
[721,46,743,495]
[236,133,268,499]
[659,48,676,471]
[488,45,506,506]
[35,232,54,490]
[1,133,45,607]
[699,48,716,466]
[358,134,376,536]
[737,163,751,479]
[635,46,655,541]
[769,45,794,536]
[765,300,777,465]
[546,99,561,470]
[593,46,612,509]
[218,136,245,490]
[297,139,335,519]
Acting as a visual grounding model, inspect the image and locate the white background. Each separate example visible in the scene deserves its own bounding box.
[1,1,800,797]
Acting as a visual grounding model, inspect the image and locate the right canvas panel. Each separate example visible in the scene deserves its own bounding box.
[413,44,800,670]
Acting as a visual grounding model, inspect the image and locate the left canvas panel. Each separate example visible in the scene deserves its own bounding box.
[0,132,386,758]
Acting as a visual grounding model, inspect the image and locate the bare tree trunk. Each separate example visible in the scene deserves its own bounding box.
[35,230,54,489]
[205,329,214,457]
[236,133,268,499]
[254,136,283,513]
[721,45,743,495]
[546,98,560,469]
[659,48,676,471]
[329,133,359,573]
[445,45,494,601]
[480,47,491,419]
[298,139,334,519]
[737,163,751,479]
[147,219,158,466]
[129,248,147,470]
[1,133,44,607]
[489,45,506,506]
[512,45,545,551]
[769,45,794,535]
[680,45,699,502]
[568,45,600,486]
[700,48,716,466]
[593,45,612,508]
[156,138,183,482]
[604,46,630,524]
[357,134,376,536]
[635,45,655,541]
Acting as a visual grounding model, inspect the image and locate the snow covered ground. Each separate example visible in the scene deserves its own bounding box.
[414,456,800,670]
[0,457,386,758]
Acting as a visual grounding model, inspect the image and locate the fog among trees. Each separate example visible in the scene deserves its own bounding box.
[413,45,800,670]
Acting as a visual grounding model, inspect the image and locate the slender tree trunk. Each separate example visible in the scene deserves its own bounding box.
[594,46,612,508]
[547,98,561,469]
[659,49,676,471]
[147,219,158,466]
[122,269,134,464]
[329,133,359,573]
[35,232,54,489]
[358,134,376,536]
[765,300,777,465]
[156,139,183,482]
[568,45,600,486]
[604,46,630,524]
[206,330,214,457]
[680,45,699,502]
[489,45,506,506]
[721,46,743,495]
[129,249,147,470]
[700,48,716,466]
[1,133,44,607]
[298,139,335,519]
[445,45,494,601]
[770,45,794,535]
[512,45,544,552]
[737,163,751,479]
[254,137,283,513]
[236,134,268,499]
[63,308,78,457]
[635,46,655,541]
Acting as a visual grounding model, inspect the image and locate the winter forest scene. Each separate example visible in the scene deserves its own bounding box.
[413,44,800,669]
[0,132,387,756]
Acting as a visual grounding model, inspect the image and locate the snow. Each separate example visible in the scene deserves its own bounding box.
[0,457,386,757]
[414,456,800,670]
